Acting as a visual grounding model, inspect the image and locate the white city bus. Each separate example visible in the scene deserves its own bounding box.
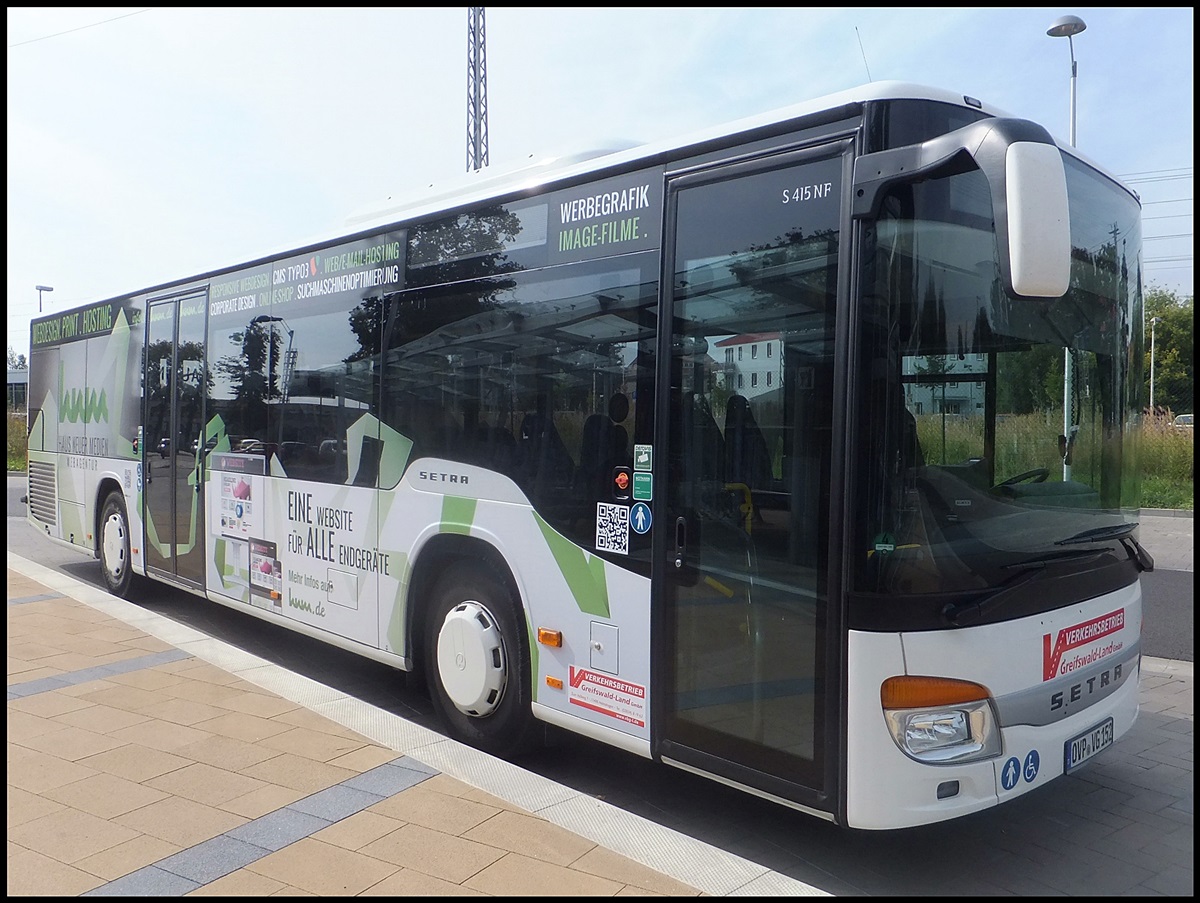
[27,82,1153,829]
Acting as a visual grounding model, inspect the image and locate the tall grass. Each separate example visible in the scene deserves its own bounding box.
[7,410,27,472]
[1139,411,1195,508]
[913,409,1192,509]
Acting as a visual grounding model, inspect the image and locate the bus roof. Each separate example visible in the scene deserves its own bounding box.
[344,81,1007,231]
[32,81,1130,323]
[344,79,1132,233]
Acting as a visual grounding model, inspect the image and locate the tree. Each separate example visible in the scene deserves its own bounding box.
[1145,287,1194,415]
[7,346,27,369]
[214,321,278,441]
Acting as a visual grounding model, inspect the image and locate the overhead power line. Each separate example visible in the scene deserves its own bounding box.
[1118,167,1192,180]
[1125,174,1193,185]
[7,9,152,48]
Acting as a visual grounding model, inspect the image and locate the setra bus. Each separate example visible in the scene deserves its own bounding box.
[26,82,1153,829]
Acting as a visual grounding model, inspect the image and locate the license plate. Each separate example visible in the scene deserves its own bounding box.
[1064,717,1114,773]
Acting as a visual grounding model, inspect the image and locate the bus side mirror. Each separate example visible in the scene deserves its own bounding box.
[1001,141,1070,297]
[852,117,1071,299]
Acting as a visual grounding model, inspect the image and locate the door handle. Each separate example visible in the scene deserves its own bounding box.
[194,438,205,493]
[674,516,687,568]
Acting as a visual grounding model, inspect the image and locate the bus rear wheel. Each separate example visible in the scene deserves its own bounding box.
[423,563,539,758]
[99,492,133,598]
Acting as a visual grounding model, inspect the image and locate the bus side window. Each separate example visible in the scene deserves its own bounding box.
[902,406,924,469]
[724,394,773,489]
[687,393,725,486]
[574,394,630,503]
[516,410,574,500]
[472,423,517,471]
[394,396,461,461]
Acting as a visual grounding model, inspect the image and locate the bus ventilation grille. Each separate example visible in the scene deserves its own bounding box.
[28,461,57,526]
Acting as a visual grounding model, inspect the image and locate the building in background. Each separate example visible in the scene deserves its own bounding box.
[8,368,29,410]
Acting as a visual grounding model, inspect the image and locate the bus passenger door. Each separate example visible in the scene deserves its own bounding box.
[143,292,209,587]
[658,143,848,812]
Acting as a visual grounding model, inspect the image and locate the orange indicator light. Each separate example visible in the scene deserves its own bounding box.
[881,676,990,709]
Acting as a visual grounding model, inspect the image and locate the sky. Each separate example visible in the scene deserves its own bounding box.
[7,7,1194,363]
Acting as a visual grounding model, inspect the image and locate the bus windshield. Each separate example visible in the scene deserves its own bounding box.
[855,154,1145,609]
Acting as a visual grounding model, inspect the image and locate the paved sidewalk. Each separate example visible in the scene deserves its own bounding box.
[7,512,1191,896]
[1139,508,1194,572]
[8,553,824,896]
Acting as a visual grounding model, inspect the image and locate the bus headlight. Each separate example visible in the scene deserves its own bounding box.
[881,676,1001,764]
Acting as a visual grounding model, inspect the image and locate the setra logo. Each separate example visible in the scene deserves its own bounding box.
[417,470,469,485]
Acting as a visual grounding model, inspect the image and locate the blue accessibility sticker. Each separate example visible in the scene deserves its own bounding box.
[1001,756,1022,791]
[1023,749,1040,783]
[630,502,652,534]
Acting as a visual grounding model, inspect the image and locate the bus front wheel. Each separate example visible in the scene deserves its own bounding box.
[423,563,539,758]
[99,492,133,598]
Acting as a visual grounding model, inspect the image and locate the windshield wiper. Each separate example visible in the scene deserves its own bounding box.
[941,567,1040,625]
[1055,522,1154,572]
[943,549,1107,625]
[1002,549,1108,569]
[1055,522,1138,545]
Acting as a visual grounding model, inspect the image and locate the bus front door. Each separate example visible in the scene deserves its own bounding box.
[658,143,847,813]
[143,292,209,587]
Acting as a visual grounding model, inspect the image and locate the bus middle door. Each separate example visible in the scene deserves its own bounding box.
[143,291,209,588]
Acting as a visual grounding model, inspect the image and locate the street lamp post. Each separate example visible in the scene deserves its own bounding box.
[1048,14,1086,481]
[1149,316,1163,413]
[1047,15,1086,146]
[36,284,54,313]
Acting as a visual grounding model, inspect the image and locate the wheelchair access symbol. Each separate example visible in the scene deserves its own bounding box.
[1001,751,1040,791]
[630,502,652,534]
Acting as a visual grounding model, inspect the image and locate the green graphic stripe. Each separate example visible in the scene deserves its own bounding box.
[385,552,412,654]
[215,536,228,587]
[212,538,251,599]
[144,414,227,560]
[143,503,168,556]
[204,414,232,455]
[112,312,136,458]
[440,495,477,534]
[533,512,610,618]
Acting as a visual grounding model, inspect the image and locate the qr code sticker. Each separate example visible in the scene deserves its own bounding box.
[595,503,630,555]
